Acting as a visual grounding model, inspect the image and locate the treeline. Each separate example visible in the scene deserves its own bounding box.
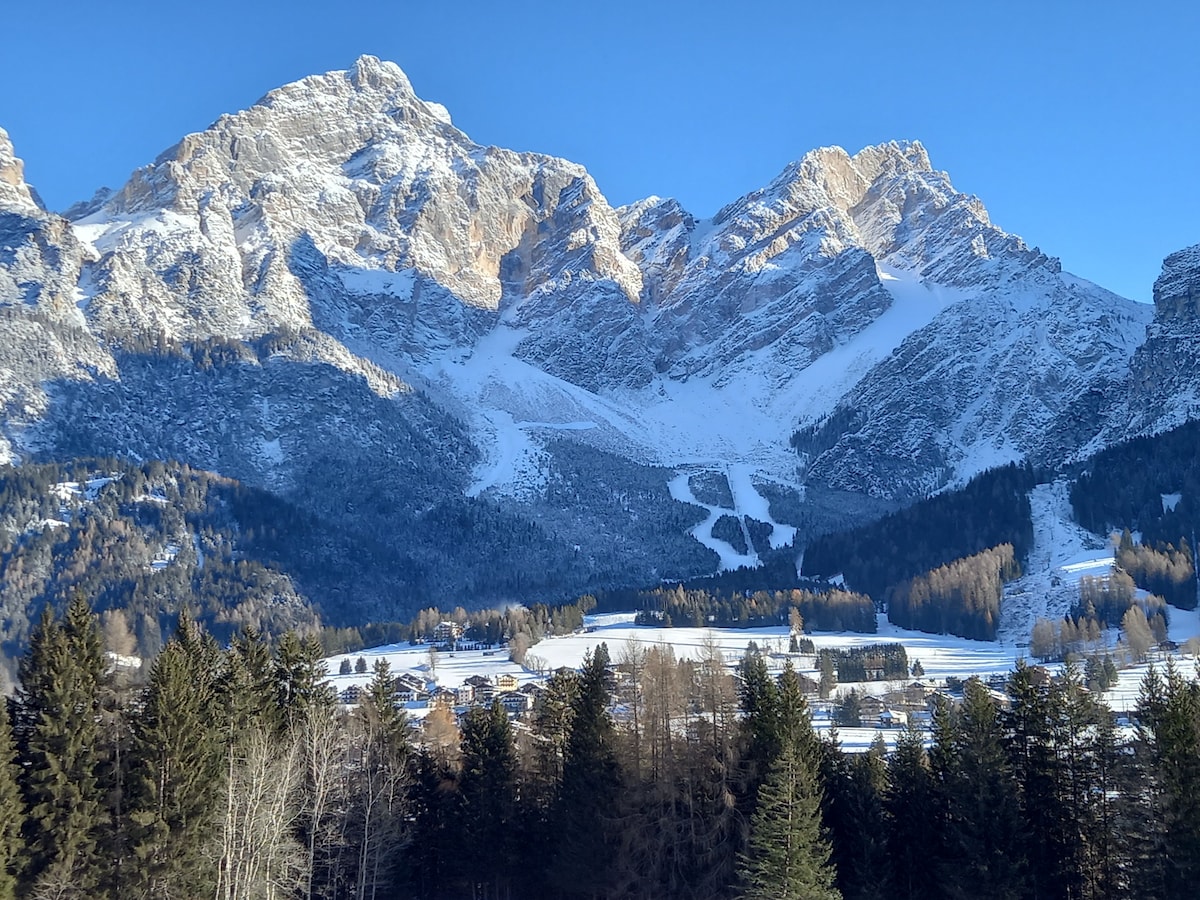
[818,643,909,682]
[7,599,1200,900]
[802,463,1036,602]
[1071,418,1200,546]
[633,584,877,632]
[886,544,1018,640]
[1114,530,1196,610]
[591,550,807,614]
[320,596,597,659]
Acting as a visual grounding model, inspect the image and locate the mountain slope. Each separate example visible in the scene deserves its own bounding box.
[0,57,1166,618]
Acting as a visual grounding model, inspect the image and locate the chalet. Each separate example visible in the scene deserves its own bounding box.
[394,685,428,703]
[340,685,362,705]
[858,694,887,722]
[1028,666,1052,687]
[794,672,820,695]
[434,621,464,644]
[464,675,492,689]
[495,673,519,691]
[983,686,1012,711]
[394,673,427,694]
[883,682,929,712]
[474,684,498,704]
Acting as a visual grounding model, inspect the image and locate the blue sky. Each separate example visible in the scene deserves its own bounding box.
[2,0,1195,301]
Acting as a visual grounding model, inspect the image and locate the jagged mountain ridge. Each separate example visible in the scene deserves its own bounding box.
[0,56,1173,617]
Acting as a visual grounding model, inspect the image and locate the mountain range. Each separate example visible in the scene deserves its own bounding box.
[0,54,1196,626]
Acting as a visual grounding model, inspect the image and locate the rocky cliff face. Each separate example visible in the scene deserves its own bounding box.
[0,129,117,465]
[75,56,647,389]
[0,57,1167,609]
[1091,244,1200,444]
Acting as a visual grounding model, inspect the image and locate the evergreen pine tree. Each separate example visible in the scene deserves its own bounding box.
[1125,665,1170,900]
[221,627,282,734]
[933,680,1026,900]
[820,747,889,900]
[457,699,518,899]
[738,649,781,806]
[350,659,411,900]
[884,718,938,900]
[275,630,337,725]
[1136,660,1200,897]
[1005,660,1071,900]
[548,645,622,899]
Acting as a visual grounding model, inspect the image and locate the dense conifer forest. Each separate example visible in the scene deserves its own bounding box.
[801,464,1037,604]
[1071,420,1200,546]
[632,584,877,632]
[4,598,1200,900]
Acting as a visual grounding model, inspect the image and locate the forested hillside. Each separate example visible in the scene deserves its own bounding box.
[799,465,1036,641]
[0,459,324,668]
[801,464,1036,600]
[1071,419,1200,544]
[1071,422,1200,609]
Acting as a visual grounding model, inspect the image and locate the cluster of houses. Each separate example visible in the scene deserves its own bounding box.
[826,667,1060,730]
[339,669,545,719]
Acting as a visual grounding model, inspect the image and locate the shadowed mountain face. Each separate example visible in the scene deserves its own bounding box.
[0,56,1173,619]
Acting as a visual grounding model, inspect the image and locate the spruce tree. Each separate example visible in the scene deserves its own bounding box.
[1005,661,1071,900]
[885,719,938,900]
[350,659,411,900]
[0,700,21,900]
[275,630,337,725]
[933,679,1026,900]
[738,649,782,804]
[127,612,225,898]
[221,627,282,734]
[457,699,518,899]
[548,645,621,899]
[15,596,109,898]
[1136,660,1200,897]
[820,747,889,900]
[737,665,839,900]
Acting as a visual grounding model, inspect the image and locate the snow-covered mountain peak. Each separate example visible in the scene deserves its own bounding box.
[68,55,645,368]
[104,55,457,218]
[0,127,43,216]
